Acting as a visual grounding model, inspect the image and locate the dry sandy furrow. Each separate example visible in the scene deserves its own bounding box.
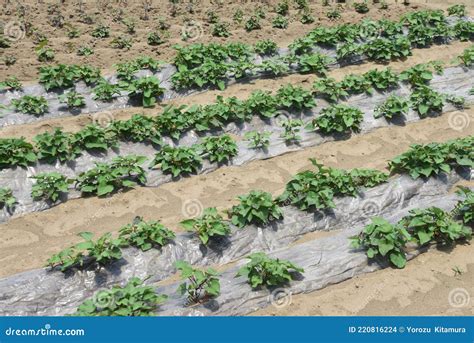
[251,243,474,316]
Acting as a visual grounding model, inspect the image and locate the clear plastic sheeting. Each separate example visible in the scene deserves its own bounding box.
[0,16,471,127]
[0,66,473,223]
[0,170,469,316]
[157,192,465,316]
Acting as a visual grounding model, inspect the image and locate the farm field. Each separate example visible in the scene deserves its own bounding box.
[0,0,473,317]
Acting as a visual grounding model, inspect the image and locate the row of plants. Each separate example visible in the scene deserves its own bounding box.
[2,9,472,101]
[1,0,391,66]
[2,57,166,113]
[0,133,240,208]
[169,9,473,91]
[43,136,473,276]
[351,186,473,268]
[74,250,304,316]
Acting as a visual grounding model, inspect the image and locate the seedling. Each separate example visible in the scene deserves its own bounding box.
[272,15,289,29]
[47,232,122,272]
[399,62,442,88]
[326,8,341,20]
[353,1,369,14]
[91,24,110,38]
[275,0,289,15]
[148,31,164,45]
[350,217,411,268]
[244,130,271,149]
[389,142,456,179]
[245,16,261,31]
[39,64,80,90]
[260,60,290,76]
[119,217,175,251]
[244,90,277,118]
[111,114,162,145]
[313,78,348,102]
[31,172,69,202]
[297,53,332,75]
[149,145,202,178]
[452,266,464,277]
[364,37,411,62]
[75,155,147,196]
[93,79,121,102]
[230,190,283,228]
[410,86,444,117]
[212,22,231,37]
[374,95,409,119]
[34,128,81,163]
[0,138,37,169]
[176,261,220,304]
[180,207,231,245]
[453,186,474,226]
[59,90,86,109]
[0,76,23,91]
[77,46,94,56]
[73,124,118,151]
[400,207,471,246]
[0,187,17,209]
[199,135,238,164]
[11,95,48,115]
[111,36,133,50]
[236,252,304,288]
[445,95,467,109]
[278,160,387,211]
[75,277,167,316]
[458,46,474,67]
[280,119,304,143]
[364,68,399,91]
[340,74,372,95]
[36,46,55,62]
[254,40,278,56]
[447,4,466,17]
[126,76,165,108]
[300,9,315,24]
[309,104,363,134]
[276,85,316,111]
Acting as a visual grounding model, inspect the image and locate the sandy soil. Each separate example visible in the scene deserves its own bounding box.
[251,243,474,316]
[0,109,472,278]
[0,1,429,81]
[0,0,473,317]
[0,39,472,141]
